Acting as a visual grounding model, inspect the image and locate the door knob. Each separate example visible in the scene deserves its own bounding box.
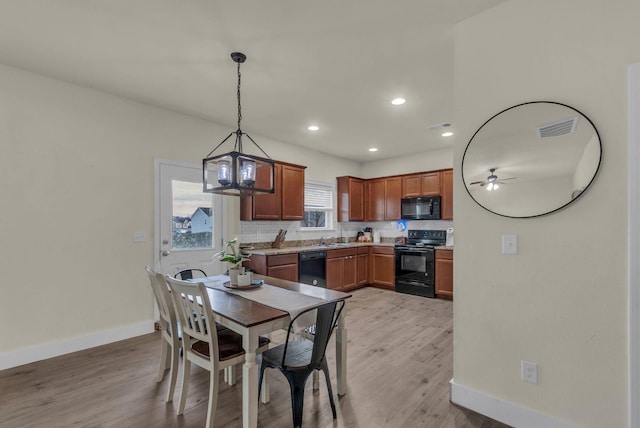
[161,250,170,257]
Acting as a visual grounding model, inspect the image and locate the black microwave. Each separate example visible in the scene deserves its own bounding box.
[401,196,441,220]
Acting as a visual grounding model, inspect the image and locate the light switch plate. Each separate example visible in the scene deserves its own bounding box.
[133,231,146,243]
[502,234,517,254]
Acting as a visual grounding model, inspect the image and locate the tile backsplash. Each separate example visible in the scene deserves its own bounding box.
[240,219,454,246]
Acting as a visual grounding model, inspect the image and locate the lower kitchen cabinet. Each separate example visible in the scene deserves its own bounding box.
[357,246,369,287]
[435,249,453,299]
[244,253,299,282]
[326,248,357,291]
[369,246,395,289]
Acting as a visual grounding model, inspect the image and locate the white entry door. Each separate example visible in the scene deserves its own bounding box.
[155,159,224,277]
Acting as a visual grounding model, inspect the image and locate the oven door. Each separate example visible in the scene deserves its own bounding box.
[395,247,435,285]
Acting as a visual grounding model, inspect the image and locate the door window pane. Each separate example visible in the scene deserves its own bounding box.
[172,180,213,249]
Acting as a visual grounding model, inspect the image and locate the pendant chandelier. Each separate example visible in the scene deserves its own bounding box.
[203,52,275,196]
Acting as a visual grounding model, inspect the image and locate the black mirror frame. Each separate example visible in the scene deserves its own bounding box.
[461,101,603,218]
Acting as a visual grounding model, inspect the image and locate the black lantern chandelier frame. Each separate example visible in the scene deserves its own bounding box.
[202,52,275,196]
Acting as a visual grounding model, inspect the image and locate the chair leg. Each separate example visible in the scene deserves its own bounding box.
[283,370,311,428]
[157,337,169,382]
[205,367,219,428]
[258,361,266,399]
[227,364,236,385]
[166,340,180,402]
[177,356,191,415]
[260,368,270,404]
[321,360,337,419]
[312,370,319,390]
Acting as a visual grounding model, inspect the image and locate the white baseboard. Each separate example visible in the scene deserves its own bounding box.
[450,379,577,428]
[0,321,155,371]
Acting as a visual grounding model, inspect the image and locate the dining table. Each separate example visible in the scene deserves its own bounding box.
[195,274,351,428]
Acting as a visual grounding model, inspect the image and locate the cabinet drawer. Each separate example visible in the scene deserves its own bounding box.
[267,253,298,267]
[327,248,357,259]
[371,246,394,255]
[357,246,370,254]
[436,249,453,260]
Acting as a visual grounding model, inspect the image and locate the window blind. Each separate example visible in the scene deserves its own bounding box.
[304,182,333,209]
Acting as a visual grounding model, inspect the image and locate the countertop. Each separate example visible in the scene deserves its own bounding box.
[249,242,395,256]
[248,242,453,256]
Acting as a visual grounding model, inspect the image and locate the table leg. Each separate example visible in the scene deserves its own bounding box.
[336,304,347,396]
[242,331,259,428]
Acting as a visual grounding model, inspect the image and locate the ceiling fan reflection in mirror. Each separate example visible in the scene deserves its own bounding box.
[469,168,516,191]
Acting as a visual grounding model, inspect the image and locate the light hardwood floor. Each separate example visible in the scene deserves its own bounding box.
[0,287,510,428]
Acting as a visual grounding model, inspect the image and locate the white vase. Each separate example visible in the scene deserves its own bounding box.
[228,267,245,285]
[237,272,252,286]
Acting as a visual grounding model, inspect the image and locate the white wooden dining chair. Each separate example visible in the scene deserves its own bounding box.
[145,266,180,402]
[165,276,270,428]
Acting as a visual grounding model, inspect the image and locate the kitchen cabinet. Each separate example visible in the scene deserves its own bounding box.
[366,177,401,221]
[326,248,357,291]
[337,176,365,222]
[244,253,299,282]
[240,161,306,221]
[435,249,453,299]
[440,169,453,220]
[369,246,395,289]
[357,246,369,287]
[401,172,441,198]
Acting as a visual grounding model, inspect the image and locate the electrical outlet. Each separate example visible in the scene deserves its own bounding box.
[521,360,538,384]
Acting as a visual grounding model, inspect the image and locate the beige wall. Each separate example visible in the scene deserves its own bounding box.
[0,64,360,362]
[361,146,453,179]
[453,1,636,426]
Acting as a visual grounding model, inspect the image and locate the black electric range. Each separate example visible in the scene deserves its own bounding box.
[395,229,447,298]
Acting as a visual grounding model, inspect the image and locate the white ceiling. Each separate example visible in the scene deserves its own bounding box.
[0,0,506,162]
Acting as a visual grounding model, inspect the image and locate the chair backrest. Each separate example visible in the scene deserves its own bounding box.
[145,266,176,329]
[165,276,220,364]
[283,300,345,369]
[174,269,207,281]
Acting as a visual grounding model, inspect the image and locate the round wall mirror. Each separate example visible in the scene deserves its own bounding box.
[462,101,602,218]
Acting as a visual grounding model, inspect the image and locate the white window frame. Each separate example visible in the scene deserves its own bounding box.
[299,180,335,231]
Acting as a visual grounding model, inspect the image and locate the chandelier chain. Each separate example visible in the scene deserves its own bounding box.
[237,60,242,131]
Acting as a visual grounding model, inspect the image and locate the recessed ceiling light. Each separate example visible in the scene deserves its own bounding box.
[369,148,378,152]
[307,125,319,131]
[391,98,406,106]
[442,131,454,137]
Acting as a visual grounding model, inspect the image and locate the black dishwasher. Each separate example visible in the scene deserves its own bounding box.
[298,251,327,287]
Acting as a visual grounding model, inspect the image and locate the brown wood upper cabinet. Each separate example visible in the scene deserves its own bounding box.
[337,168,453,222]
[337,176,365,222]
[366,176,401,221]
[440,169,453,220]
[402,172,441,198]
[241,161,306,221]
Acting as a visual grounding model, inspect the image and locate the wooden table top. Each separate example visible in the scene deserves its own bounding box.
[204,275,352,328]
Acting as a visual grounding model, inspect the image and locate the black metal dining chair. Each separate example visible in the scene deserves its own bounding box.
[258,300,345,428]
[174,268,207,280]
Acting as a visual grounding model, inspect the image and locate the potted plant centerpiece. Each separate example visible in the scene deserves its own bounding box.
[215,238,252,285]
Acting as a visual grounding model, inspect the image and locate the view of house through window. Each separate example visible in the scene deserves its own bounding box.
[172,180,213,249]
[300,181,334,230]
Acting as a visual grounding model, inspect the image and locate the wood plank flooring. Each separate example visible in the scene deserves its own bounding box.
[0,287,510,428]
